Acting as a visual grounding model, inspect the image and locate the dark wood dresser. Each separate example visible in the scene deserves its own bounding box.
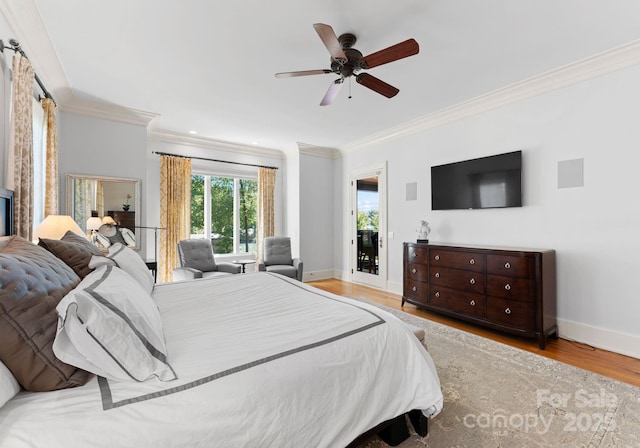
[107,211,135,233]
[403,242,557,349]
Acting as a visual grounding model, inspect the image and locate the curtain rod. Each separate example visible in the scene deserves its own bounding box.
[152,151,279,170]
[0,38,56,107]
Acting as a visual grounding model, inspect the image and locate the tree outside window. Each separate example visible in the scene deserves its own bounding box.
[190,174,257,255]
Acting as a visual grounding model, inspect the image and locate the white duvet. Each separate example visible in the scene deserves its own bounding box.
[0,273,442,448]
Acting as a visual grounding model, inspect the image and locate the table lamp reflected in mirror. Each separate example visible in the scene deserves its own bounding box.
[86,217,103,243]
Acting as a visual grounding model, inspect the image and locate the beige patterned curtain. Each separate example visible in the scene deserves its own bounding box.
[159,155,192,283]
[257,167,276,260]
[96,181,104,218]
[41,98,58,216]
[6,54,35,239]
[73,179,92,232]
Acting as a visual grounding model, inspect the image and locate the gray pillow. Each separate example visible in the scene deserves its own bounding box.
[0,236,92,391]
[38,230,103,279]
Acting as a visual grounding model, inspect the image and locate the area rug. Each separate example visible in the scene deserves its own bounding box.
[352,299,640,448]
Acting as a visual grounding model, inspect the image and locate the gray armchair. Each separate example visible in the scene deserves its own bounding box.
[172,239,241,281]
[258,236,303,281]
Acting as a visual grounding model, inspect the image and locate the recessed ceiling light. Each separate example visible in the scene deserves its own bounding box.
[189,130,198,135]
[251,141,259,145]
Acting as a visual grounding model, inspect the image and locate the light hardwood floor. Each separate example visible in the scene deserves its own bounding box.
[308,278,640,388]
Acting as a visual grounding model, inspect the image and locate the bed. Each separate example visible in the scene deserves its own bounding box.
[0,209,443,447]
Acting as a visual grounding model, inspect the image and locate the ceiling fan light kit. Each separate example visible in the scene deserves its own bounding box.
[275,23,419,106]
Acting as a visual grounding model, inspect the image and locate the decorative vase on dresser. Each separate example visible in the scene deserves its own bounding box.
[403,242,557,349]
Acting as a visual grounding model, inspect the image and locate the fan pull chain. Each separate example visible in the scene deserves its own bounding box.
[348,77,352,99]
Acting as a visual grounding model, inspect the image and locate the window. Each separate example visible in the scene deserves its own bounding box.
[32,97,47,232]
[191,174,257,255]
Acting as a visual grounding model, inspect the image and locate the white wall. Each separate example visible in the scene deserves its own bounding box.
[58,111,149,253]
[340,63,640,358]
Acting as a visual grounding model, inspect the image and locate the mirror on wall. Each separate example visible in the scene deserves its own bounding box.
[66,174,141,250]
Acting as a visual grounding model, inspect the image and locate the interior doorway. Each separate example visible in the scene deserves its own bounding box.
[350,163,386,289]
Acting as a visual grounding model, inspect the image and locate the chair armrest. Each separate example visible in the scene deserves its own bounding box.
[217,262,242,274]
[172,267,203,281]
[293,258,303,281]
[257,259,266,271]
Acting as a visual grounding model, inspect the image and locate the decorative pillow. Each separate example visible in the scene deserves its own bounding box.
[39,230,104,279]
[53,265,176,382]
[88,255,116,269]
[0,236,92,391]
[95,232,111,249]
[0,360,20,408]
[120,228,136,247]
[107,229,127,246]
[105,243,154,293]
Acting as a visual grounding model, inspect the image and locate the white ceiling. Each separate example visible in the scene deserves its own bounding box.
[7,1,640,152]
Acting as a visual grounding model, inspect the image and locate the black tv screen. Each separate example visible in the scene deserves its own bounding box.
[431,150,522,210]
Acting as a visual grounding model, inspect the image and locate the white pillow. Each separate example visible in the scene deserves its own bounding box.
[120,228,136,247]
[106,243,153,293]
[0,360,20,408]
[95,232,111,249]
[53,265,176,382]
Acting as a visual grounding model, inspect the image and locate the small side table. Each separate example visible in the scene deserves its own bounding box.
[145,260,158,282]
[231,260,255,273]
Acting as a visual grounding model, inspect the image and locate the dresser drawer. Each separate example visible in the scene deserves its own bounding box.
[487,274,535,302]
[429,285,485,318]
[406,246,429,264]
[406,263,429,283]
[486,297,536,331]
[430,249,485,273]
[430,266,485,294]
[404,280,429,303]
[487,254,534,278]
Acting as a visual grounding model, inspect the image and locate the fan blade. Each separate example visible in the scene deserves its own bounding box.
[360,38,419,69]
[320,79,344,106]
[275,69,332,78]
[356,73,399,98]
[313,23,347,63]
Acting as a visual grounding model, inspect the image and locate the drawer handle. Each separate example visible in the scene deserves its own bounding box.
[434,272,440,278]
[504,262,511,269]
[412,252,417,258]
[469,258,475,265]
[470,300,476,306]
[505,284,511,291]
[412,286,417,292]
[504,308,512,315]
[434,255,440,261]
[469,278,476,285]
[411,268,417,274]
[434,291,440,298]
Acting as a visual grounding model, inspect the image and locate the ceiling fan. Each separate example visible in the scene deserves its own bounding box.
[275,23,419,106]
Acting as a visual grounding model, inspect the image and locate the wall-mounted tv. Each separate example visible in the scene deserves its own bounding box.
[431,150,522,210]
[0,188,14,236]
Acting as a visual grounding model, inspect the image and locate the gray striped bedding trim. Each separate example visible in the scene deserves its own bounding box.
[98,273,386,410]
[85,266,176,382]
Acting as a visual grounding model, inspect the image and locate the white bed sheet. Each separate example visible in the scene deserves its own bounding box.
[0,272,442,448]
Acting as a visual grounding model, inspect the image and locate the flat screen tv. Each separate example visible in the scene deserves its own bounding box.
[431,150,522,210]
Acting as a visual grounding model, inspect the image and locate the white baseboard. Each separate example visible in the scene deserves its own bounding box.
[302,269,337,282]
[558,318,640,360]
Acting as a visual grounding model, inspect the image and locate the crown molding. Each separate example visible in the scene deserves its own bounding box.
[297,142,341,159]
[149,129,284,160]
[62,98,160,126]
[339,38,640,154]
